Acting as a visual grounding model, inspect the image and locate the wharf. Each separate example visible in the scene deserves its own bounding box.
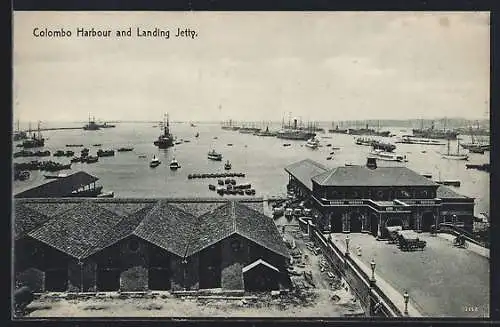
[20,127,83,132]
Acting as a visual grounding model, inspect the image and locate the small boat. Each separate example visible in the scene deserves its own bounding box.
[70,157,81,163]
[183,140,190,143]
[44,173,68,179]
[326,156,333,160]
[138,155,147,158]
[326,144,332,147]
[331,147,340,150]
[97,149,115,157]
[224,160,232,170]
[208,184,216,191]
[213,137,218,139]
[53,150,66,157]
[150,156,161,168]
[85,156,99,163]
[283,143,291,147]
[469,147,485,154]
[15,170,30,181]
[227,143,233,146]
[66,144,84,147]
[208,150,223,161]
[117,147,134,152]
[169,157,181,170]
[369,149,408,162]
[305,137,320,149]
[190,123,197,127]
[466,163,489,172]
[441,139,468,161]
[329,151,335,155]
[93,144,102,147]
[175,141,182,145]
[97,191,115,198]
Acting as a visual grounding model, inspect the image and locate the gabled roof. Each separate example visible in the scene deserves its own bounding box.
[242,259,280,273]
[28,202,122,259]
[14,204,52,240]
[16,198,288,261]
[14,171,99,198]
[436,185,471,199]
[312,165,437,187]
[187,201,289,258]
[284,159,329,191]
[134,201,200,257]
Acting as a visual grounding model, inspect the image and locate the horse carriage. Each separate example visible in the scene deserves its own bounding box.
[386,226,426,251]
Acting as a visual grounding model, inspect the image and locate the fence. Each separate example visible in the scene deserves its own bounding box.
[309,225,403,317]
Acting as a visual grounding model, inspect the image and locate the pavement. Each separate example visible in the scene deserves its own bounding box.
[327,232,490,318]
[436,233,490,259]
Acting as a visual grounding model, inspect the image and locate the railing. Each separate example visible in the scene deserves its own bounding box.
[311,229,403,317]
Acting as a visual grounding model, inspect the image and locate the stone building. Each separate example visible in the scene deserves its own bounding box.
[285,159,475,238]
[14,198,289,293]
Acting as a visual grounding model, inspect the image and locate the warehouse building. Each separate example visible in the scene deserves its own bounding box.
[14,198,289,293]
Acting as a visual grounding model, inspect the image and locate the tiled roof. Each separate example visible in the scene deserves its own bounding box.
[312,165,438,187]
[83,204,156,257]
[436,185,471,199]
[186,201,289,258]
[22,202,78,217]
[28,202,123,259]
[134,201,199,257]
[284,159,329,191]
[14,204,52,240]
[15,198,288,260]
[14,171,99,198]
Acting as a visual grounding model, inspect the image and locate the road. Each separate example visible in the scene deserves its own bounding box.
[328,232,489,317]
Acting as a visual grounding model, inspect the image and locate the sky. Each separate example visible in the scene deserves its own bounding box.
[13,11,490,123]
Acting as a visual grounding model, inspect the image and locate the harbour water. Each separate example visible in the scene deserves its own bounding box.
[13,122,489,216]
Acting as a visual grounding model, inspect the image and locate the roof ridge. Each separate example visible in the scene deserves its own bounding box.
[231,201,236,233]
[321,167,338,185]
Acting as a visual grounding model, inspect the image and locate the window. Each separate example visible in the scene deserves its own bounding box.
[231,239,242,252]
[128,239,140,253]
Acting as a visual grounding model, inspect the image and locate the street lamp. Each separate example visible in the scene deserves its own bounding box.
[452,214,457,226]
[370,259,376,283]
[345,234,350,256]
[403,290,409,315]
[182,258,188,291]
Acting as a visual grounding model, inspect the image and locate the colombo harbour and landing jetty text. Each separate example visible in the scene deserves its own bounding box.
[32,27,198,39]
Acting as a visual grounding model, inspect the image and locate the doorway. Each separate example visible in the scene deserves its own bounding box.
[350,212,362,233]
[422,212,434,232]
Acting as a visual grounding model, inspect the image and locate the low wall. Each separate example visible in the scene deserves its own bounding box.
[310,227,403,317]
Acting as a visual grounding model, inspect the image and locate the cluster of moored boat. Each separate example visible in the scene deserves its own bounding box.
[13,150,51,158]
[14,160,71,172]
[209,181,256,196]
[188,172,246,179]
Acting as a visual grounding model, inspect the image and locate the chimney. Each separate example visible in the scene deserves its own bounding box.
[293,119,298,129]
[366,157,377,169]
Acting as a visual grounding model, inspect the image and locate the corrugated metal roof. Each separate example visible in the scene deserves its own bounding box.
[312,165,438,187]
[14,171,99,198]
[284,159,329,191]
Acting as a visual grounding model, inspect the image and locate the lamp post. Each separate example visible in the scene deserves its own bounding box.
[345,234,350,256]
[452,214,457,227]
[182,258,188,291]
[370,259,376,283]
[403,290,409,315]
[78,260,84,293]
